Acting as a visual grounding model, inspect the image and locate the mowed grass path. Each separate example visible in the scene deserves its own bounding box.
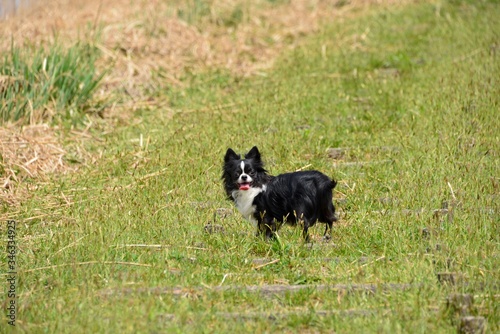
[4,1,499,333]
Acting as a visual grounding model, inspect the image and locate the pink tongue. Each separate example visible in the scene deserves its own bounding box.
[239,184,250,191]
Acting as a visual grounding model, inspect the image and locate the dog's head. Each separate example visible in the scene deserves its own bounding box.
[222,146,268,197]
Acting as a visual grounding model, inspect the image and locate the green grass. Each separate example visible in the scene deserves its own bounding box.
[0,42,104,125]
[2,0,499,332]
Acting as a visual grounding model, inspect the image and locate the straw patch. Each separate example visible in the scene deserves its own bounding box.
[0,124,73,206]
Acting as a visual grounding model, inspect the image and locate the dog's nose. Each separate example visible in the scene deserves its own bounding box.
[241,175,248,181]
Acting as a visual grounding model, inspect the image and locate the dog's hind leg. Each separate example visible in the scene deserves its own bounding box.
[301,218,314,242]
[302,226,311,242]
[323,222,333,241]
[322,202,337,241]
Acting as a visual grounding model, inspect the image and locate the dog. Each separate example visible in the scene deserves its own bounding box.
[222,146,337,241]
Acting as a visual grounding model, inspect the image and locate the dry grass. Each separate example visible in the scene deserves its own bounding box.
[0,0,420,91]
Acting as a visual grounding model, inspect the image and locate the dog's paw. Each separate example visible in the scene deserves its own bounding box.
[322,234,332,242]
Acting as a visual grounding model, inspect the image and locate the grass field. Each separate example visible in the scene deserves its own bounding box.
[1,0,499,333]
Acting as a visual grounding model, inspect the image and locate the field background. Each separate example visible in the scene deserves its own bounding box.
[1,0,499,333]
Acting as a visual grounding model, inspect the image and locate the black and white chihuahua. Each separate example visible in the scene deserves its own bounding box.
[222,146,337,241]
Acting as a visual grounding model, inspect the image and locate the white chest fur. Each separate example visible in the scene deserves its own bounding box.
[231,187,265,228]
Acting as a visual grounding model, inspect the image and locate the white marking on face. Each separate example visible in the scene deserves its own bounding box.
[238,160,253,184]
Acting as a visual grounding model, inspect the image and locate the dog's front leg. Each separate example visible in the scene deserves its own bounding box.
[257,215,276,240]
[255,215,266,237]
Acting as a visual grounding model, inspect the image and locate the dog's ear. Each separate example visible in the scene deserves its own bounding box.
[224,148,240,162]
[245,146,261,161]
